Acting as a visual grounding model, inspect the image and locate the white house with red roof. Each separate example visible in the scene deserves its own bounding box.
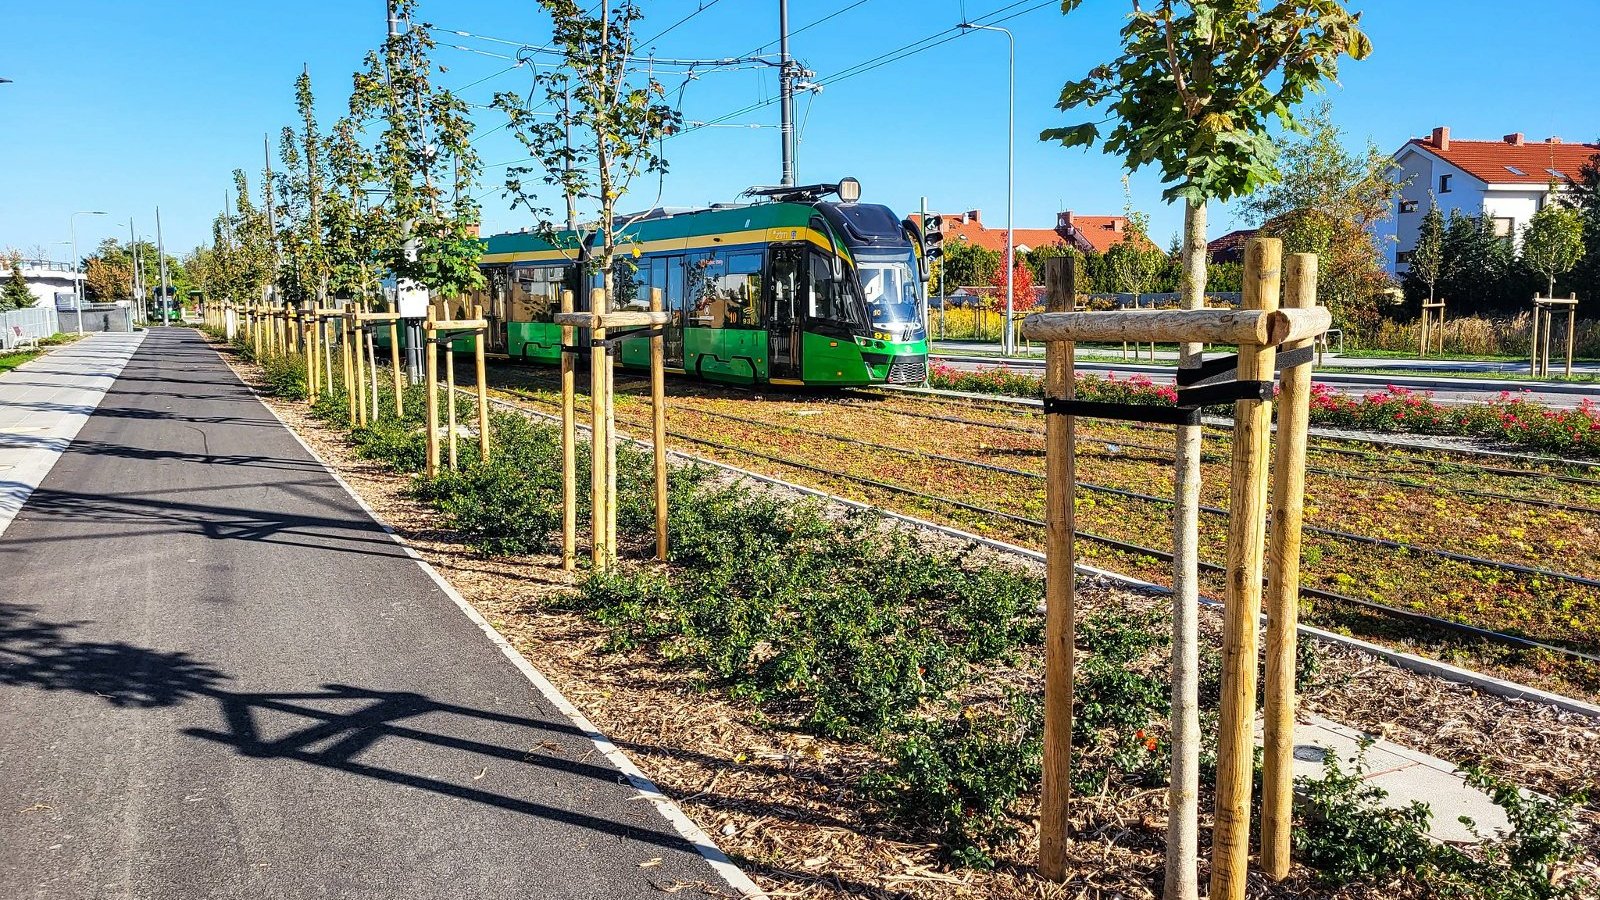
[1381,126,1600,275]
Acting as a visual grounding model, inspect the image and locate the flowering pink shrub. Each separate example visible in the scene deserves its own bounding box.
[927,365,1600,457]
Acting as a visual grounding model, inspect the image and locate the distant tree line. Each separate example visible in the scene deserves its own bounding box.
[933,238,1242,301]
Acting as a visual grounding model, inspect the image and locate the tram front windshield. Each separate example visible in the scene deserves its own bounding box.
[856,250,924,339]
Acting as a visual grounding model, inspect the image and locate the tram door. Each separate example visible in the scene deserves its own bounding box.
[654,256,686,368]
[766,246,805,381]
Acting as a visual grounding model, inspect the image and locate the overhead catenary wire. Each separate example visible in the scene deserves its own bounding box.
[671,0,1051,140]
[638,0,725,47]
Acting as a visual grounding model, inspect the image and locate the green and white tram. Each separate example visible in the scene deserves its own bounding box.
[472,179,929,386]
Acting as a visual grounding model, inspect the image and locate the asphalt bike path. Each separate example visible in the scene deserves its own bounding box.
[0,328,744,900]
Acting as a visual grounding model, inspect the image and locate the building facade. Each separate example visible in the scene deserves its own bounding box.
[913,209,1140,255]
[1378,127,1599,275]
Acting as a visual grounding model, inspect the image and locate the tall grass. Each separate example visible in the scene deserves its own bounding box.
[1362,313,1600,358]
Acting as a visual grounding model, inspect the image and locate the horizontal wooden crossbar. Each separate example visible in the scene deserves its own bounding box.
[1019,308,1331,346]
[425,319,488,330]
[552,311,673,328]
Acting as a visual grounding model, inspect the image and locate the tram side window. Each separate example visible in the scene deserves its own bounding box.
[807,251,859,325]
[706,250,763,327]
[510,266,564,321]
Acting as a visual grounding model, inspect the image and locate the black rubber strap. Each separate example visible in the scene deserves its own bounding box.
[1177,344,1317,387]
[1042,396,1203,426]
[1175,380,1275,407]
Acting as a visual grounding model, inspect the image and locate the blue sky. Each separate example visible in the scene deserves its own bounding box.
[3,1,1598,261]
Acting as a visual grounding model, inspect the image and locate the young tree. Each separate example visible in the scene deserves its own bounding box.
[1439,209,1522,314]
[230,170,278,304]
[1405,200,1446,307]
[276,67,331,306]
[1566,150,1600,304]
[1521,201,1585,298]
[493,0,681,304]
[349,0,483,301]
[1107,193,1164,306]
[1241,104,1400,334]
[85,255,133,302]
[2,253,35,310]
[1040,3,1371,895]
[324,116,386,302]
[938,239,1002,293]
[989,255,1036,311]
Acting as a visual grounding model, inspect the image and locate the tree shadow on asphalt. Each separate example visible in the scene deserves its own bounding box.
[0,603,709,857]
[0,485,412,560]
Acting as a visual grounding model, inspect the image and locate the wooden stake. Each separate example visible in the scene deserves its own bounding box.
[303,305,317,402]
[445,341,458,470]
[603,293,618,564]
[1039,256,1077,880]
[424,321,439,478]
[560,289,577,572]
[474,304,490,462]
[367,326,379,422]
[1211,238,1281,900]
[323,316,335,395]
[1262,253,1317,880]
[390,319,404,416]
[1567,297,1577,379]
[650,287,668,561]
[1531,299,1542,376]
[590,296,608,570]
[343,316,356,425]
[355,315,369,427]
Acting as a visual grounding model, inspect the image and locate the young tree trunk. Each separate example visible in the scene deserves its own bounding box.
[1166,196,1206,900]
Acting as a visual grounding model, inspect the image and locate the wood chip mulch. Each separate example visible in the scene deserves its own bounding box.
[215,338,1597,900]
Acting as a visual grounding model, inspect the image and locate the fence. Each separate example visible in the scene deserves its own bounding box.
[0,306,60,349]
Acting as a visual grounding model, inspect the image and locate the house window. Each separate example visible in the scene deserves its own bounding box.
[1399,199,1419,214]
[1396,251,1413,264]
[1493,217,1515,242]
[1438,174,1453,193]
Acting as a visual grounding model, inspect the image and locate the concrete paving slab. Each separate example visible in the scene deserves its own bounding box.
[1266,714,1512,844]
[0,332,144,537]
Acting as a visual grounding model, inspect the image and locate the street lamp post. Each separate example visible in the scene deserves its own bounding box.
[959,22,1015,355]
[70,211,109,334]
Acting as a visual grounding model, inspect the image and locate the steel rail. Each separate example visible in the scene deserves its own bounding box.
[843,393,1600,489]
[879,384,1600,476]
[666,404,1600,591]
[480,380,1600,665]
[488,362,1600,512]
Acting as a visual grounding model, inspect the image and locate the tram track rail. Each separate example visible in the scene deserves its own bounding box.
[475,367,1600,666]
[875,383,1600,476]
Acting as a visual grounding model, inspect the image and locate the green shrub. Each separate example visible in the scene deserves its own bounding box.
[258,354,309,401]
[413,459,561,556]
[1435,768,1593,900]
[863,695,1043,868]
[1294,741,1436,886]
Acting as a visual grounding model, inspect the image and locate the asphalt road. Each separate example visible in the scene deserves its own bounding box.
[930,353,1597,409]
[0,329,732,900]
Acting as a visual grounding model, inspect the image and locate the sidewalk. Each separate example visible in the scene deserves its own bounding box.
[0,332,144,536]
[0,329,748,900]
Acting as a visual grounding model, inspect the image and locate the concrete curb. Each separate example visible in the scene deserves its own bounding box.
[214,344,770,900]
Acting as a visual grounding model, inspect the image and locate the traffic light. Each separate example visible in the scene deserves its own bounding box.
[922,214,943,260]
